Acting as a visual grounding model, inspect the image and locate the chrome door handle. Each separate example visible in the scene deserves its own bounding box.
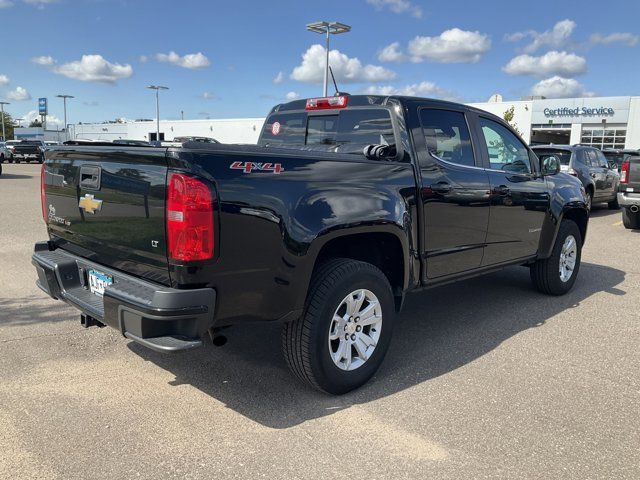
[430,182,452,194]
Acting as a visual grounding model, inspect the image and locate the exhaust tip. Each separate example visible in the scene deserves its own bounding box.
[630,205,639,213]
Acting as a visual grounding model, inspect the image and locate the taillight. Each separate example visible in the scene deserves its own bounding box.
[305,96,348,110]
[166,172,214,262]
[40,164,48,224]
[620,159,630,184]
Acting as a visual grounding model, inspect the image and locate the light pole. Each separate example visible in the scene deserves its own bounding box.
[306,21,351,97]
[147,85,168,142]
[0,101,9,141]
[56,94,74,141]
[15,118,23,128]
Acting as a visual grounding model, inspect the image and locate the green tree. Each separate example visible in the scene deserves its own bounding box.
[0,111,14,140]
[29,119,43,128]
[503,106,523,136]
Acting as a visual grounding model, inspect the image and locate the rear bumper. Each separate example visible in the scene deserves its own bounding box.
[618,191,640,207]
[32,241,216,353]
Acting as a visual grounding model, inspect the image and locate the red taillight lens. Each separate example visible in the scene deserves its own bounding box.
[40,164,48,224]
[620,159,630,184]
[166,172,214,262]
[305,96,348,110]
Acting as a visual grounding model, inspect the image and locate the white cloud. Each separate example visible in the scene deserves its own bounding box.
[0,74,9,85]
[31,55,55,66]
[291,44,396,84]
[139,55,149,63]
[285,91,300,101]
[506,19,576,53]
[531,76,593,99]
[202,92,218,100]
[377,42,406,62]
[363,81,454,99]
[7,86,31,101]
[590,32,639,47]
[155,51,210,69]
[273,71,285,84]
[503,51,587,77]
[366,0,422,18]
[408,28,491,63]
[21,109,63,127]
[0,0,14,8]
[53,55,133,84]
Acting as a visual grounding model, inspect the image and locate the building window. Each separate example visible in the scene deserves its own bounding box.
[580,126,626,149]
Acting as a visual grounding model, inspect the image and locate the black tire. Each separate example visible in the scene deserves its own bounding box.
[530,219,582,296]
[622,208,640,229]
[608,195,620,210]
[586,189,594,212]
[282,258,395,395]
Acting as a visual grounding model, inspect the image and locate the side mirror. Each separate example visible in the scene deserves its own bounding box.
[542,155,561,175]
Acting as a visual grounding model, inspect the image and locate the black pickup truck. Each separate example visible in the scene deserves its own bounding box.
[12,140,45,163]
[33,95,589,394]
[618,155,640,229]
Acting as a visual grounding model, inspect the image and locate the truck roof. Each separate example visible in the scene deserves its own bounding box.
[273,94,484,112]
[271,94,507,125]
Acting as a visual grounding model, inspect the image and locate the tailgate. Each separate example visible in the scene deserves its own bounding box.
[43,146,171,285]
[626,158,640,191]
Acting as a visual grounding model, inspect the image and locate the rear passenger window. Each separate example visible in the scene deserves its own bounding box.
[479,118,532,173]
[420,109,475,167]
[261,111,308,147]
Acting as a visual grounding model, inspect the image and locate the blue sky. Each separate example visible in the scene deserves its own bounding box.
[1,0,639,126]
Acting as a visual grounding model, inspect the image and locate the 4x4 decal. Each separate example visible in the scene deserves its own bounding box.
[230,161,283,174]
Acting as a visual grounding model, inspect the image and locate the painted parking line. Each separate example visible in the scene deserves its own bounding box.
[612,221,623,226]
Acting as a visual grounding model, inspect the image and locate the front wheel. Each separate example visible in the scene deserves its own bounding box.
[282,258,395,394]
[530,219,582,295]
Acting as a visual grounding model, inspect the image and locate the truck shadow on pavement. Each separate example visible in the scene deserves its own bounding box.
[129,262,625,429]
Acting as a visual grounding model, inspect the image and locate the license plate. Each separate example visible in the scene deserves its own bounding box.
[88,269,113,297]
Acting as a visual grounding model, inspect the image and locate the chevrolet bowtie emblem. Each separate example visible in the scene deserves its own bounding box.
[79,194,103,214]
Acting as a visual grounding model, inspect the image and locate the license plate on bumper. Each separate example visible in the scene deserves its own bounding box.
[88,269,113,297]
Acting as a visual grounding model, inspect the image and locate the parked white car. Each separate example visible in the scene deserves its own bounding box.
[0,141,13,163]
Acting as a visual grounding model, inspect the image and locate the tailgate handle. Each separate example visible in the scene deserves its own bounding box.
[79,165,101,190]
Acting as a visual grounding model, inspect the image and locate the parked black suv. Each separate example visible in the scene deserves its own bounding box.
[532,145,620,210]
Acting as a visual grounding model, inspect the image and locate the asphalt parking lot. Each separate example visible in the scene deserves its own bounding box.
[1,162,638,479]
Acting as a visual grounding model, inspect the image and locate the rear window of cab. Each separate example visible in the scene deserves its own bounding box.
[259,108,395,154]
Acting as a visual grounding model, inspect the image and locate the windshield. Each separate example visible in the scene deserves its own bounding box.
[259,108,395,154]
[533,149,572,165]
[21,141,42,146]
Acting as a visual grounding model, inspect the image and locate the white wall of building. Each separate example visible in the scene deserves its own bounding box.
[626,97,640,149]
[68,118,265,144]
[467,100,533,143]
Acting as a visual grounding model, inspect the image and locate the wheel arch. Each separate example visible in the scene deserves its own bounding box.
[538,206,589,259]
[303,226,411,312]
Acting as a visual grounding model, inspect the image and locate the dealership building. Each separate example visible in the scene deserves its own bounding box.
[13,95,640,150]
[469,95,640,150]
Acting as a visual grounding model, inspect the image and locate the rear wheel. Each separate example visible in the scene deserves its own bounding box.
[282,258,395,394]
[530,219,582,295]
[586,189,594,212]
[622,208,640,229]
[608,195,620,210]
